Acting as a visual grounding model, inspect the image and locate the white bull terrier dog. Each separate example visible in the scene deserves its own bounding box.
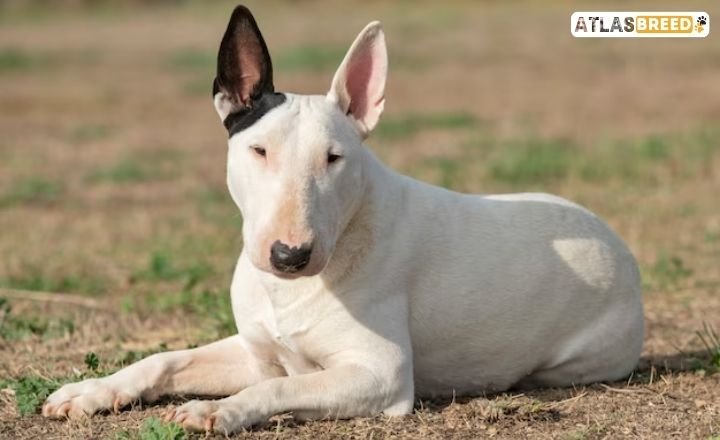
[43,5,644,433]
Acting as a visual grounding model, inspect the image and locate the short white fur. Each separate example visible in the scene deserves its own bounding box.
[42,17,644,434]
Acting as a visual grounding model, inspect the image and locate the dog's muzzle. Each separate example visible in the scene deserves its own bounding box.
[270,241,313,273]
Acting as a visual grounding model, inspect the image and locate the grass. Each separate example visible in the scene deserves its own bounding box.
[1,350,115,417]
[90,159,151,183]
[67,124,113,143]
[116,417,187,440]
[577,131,718,183]
[195,187,237,225]
[132,250,213,291]
[180,77,211,96]
[643,254,693,292]
[0,298,75,341]
[130,250,234,338]
[144,288,235,339]
[375,112,478,140]
[166,45,428,87]
[696,322,720,373]
[0,178,62,207]
[275,46,348,72]
[166,48,214,72]
[427,127,720,189]
[0,48,51,73]
[88,152,181,184]
[5,376,64,416]
[166,48,214,96]
[419,157,463,189]
[489,138,574,185]
[84,352,100,372]
[0,47,99,74]
[705,230,720,243]
[114,343,169,368]
[0,265,106,295]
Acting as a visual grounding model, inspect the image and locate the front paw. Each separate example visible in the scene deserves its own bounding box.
[42,378,135,419]
[164,399,259,434]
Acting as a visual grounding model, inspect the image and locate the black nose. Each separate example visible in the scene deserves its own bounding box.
[270,241,312,273]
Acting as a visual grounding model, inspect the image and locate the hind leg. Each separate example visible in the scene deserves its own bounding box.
[520,306,644,389]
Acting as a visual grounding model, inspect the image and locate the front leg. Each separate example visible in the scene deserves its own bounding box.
[42,335,284,419]
[169,357,415,433]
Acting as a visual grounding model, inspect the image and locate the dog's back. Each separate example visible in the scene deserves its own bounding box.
[359,169,644,396]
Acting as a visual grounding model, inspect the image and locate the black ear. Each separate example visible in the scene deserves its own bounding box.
[214,5,274,108]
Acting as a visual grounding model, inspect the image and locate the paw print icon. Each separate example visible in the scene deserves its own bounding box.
[697,16,707,26]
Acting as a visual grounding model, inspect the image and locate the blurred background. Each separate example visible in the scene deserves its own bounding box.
[0,1,719,437]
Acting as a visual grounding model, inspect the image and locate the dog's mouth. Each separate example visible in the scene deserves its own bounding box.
[270,270,307,280]
[269,260,325,279]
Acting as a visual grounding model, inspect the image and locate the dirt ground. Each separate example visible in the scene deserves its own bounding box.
[1,1,719,439]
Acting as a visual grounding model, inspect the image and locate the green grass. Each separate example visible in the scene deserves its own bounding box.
[195,187,239,226]
[0,178,63,207]
[275,45,347,72]
[375,112,478,140]
[180,77,211,96]
[167,44,427,81]
[418,157,463,189]
[0,265,106,295]
[130,250,233,337]
[705,230,720,244]
[165,48,214,95]
[5,376,64,416]
[67,124,112,143]
[90,159,149,183]
[145,288,235,339]
[643,254,693,292]
[449,127,720,188]
[279,45,427,72]
[636,136,670,160]
[489,138,573,184]
[0,48,51,73]
[166,48,214,72]
[132,250,213,291]
[88,152,181,184]
[697,322,720,373]
[578,131,718,183]
[0,298,75,341]
[1,350,113,416]
[0,47,99,74]
[84,351,100,372]
[114,343,168,367]
[116,417,187,440]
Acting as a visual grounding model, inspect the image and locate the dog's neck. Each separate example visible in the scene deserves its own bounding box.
[320,149,404,286]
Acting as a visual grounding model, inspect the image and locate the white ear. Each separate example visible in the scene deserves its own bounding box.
[327,21,387,138]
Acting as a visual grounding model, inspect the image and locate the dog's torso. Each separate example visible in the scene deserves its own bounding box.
[231,148,644,400]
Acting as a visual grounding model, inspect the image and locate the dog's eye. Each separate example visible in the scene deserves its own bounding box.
[327,153,342,164]
[251,146,266,158]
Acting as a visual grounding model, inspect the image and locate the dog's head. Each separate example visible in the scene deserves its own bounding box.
[213,6,387,279]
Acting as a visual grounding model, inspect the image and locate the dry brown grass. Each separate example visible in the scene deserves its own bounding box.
[1,1,719,438]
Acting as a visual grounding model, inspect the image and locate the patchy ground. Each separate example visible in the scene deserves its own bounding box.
[1,1,719,438]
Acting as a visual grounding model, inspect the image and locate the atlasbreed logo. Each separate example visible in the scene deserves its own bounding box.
[571,12,709,38]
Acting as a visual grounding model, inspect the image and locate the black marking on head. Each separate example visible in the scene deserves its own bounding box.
[223,92,287,137]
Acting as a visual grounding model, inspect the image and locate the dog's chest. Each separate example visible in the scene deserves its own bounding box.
[238,276,335,373]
